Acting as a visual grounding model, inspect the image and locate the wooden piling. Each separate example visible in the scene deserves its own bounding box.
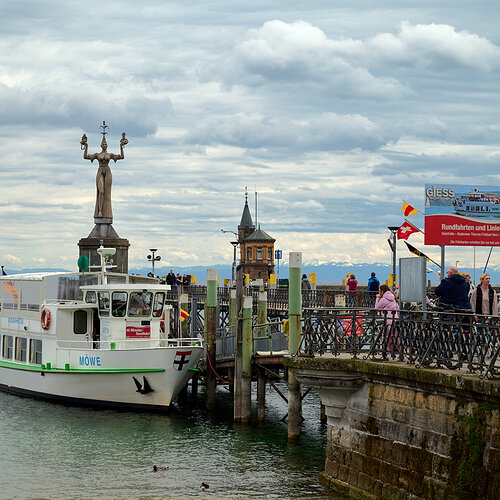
[257,367,266,422]
[205,268,217,411]
[288,251,302,442]
[241,295,253,423]
[234,266,243,421]
[229,289,237,336]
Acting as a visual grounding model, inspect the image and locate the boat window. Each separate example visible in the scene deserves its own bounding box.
[98,292,110,317]
[45,274,98,302]
[152,292,165,317]
[73,310,88,334]
[128,291,152,317]
[15,337,27,362]
[2,335,13,359]
[112,292,128,317]
[1,281,19,310]
[85,291,97,303]
[29,339,42,364]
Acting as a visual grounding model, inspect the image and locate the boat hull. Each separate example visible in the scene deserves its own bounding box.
[0,346,204,410]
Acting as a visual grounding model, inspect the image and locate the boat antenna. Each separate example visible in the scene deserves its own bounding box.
[89,240,117,283]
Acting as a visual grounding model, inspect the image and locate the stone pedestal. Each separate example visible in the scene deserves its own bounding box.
[78,221,130,273]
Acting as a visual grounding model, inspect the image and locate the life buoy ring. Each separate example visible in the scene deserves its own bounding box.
[160,311,165,333]
[41,308,51,330]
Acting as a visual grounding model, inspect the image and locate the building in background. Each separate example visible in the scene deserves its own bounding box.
[237,192,275,280]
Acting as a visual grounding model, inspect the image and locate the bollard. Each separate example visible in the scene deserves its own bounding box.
[205,268,217,411]
[288,251,302,442]
[241,295,253,423]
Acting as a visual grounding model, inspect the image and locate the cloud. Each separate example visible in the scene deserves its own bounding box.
[206,20,405,100]
[184,112,392,152]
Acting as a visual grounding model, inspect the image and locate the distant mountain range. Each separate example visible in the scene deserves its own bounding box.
[4,262,499,285]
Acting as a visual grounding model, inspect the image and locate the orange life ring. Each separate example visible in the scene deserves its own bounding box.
[41,308,51,330]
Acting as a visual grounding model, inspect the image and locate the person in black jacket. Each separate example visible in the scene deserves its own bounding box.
[435,266,471,310]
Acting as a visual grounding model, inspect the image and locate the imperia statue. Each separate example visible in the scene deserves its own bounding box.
[81,121,128,220]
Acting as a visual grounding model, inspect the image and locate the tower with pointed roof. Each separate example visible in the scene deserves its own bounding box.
[237,189,275,280]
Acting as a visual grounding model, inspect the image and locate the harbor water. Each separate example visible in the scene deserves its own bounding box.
[0,383,348,499]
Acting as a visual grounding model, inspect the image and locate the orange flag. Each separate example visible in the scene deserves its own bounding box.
[402,201,420,216]
[180,309,190,322]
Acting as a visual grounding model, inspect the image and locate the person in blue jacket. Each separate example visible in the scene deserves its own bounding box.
[435,266,471,309]
[367,272,380,307]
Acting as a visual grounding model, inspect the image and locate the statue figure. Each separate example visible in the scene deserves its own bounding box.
[81,121,128,220]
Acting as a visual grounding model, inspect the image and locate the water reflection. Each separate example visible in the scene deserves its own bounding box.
[0,385,347,499]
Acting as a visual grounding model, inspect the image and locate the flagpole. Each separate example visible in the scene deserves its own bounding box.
[473,246,476,283]
[440,246,445,281]
[388,226,399,290]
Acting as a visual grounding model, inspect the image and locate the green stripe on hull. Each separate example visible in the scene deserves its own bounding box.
[0,360,165,374]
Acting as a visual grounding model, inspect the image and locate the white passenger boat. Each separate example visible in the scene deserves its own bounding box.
[0,247,204,410]
[453,188,500,218]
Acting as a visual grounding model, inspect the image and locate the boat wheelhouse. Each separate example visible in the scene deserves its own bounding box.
[453,188,500,218]
[0,251,203,410]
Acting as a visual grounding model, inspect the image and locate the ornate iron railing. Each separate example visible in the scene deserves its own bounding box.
[300,308,500,379]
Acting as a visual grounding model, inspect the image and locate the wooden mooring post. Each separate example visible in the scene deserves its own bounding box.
[241,295,253,423]
[257,288,267,422]
[205,268,217,410]
[287,251,302,442]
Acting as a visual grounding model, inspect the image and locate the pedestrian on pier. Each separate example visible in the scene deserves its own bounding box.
[375,284,399,352]
[1,266,6,276]
[346,274,358,308]
[301,273,311,291]
[367,272,379,307]
[166,270,176,287]
[471,273,498,316]
[435,266,471,310]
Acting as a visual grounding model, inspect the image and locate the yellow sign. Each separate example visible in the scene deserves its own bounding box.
[190,275,196,284]
[224,278,229,285]
[269,274,277,284]
[244,274,250,284]
[309,272,316,284]
[388,274,398,287]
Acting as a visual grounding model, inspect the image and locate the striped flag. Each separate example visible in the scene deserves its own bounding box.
[180,308,190,322]
[402,201,420,216]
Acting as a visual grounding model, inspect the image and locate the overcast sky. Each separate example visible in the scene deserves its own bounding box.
[1,1,499,273]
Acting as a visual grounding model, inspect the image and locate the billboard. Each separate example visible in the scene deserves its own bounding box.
[425,184,500,246]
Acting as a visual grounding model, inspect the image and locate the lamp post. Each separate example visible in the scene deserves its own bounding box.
[387,226,399,290]
[147,248,161,276]
[221,229,238,283]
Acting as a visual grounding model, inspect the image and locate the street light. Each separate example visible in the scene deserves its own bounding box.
[147,248,161,276]
[221,229,238,283]
[388,226,400,290]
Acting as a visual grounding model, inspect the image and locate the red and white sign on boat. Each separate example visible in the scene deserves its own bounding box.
[126,320,151,338]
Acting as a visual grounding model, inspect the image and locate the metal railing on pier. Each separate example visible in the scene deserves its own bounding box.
[166,286,377,309]
[300,308,500,379]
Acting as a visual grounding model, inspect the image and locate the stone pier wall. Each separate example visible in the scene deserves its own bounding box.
[285,357,500,500]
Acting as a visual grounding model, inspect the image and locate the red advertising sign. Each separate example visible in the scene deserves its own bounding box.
[126,320,151,338]
[425,184,500,246]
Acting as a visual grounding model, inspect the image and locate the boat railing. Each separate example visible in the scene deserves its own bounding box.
[57,338,203,350]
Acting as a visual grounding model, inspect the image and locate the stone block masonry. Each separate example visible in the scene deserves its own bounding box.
[285,356,500,499]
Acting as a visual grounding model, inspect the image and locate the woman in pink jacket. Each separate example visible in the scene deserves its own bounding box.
[375,284,399,352]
